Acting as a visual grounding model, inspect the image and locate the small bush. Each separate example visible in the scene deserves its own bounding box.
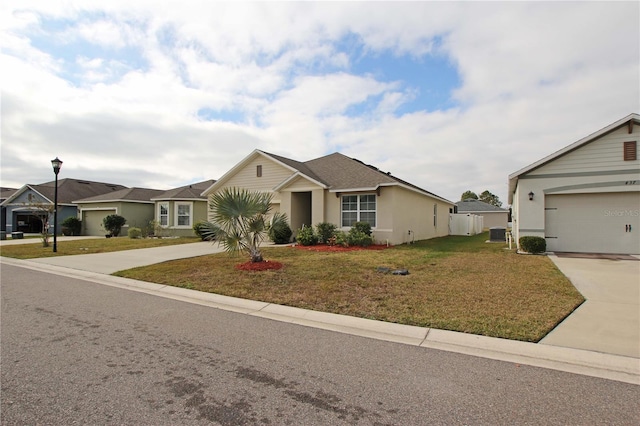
[61,217,82,236]
[296,225,318,246]
[316,222,337,244]
[103,214,126,237]
[347,228,373,247]
[269,219,293,244]
[333,230,349,247]
[193,221,208,240]
[519,236,546,254]
[353,221,372,236]
[128,227,142,239]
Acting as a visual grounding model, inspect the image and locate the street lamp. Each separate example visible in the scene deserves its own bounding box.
[51,157,63,252]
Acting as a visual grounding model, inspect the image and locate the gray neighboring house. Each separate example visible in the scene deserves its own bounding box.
[74,187,165,236]
[1,179,127,235]
[1,187,19,233]
[150,180,216,237]
[455,199,509,229]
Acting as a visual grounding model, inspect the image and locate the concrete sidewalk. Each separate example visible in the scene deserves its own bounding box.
[541,255,640,358]
[1,243,638,384]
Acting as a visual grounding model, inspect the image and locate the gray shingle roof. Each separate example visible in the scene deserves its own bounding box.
[1,187,18,201]
[74,187,164,203]
[28,179,127,204]
[455,199,507,212]
[262,150,451,203]
[152,180,216,200]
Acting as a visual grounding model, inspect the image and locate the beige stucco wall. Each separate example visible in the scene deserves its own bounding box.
[318,186,452,245]
[377,186,452,244]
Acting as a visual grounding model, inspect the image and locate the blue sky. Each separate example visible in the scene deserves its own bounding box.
[1,1,638,204]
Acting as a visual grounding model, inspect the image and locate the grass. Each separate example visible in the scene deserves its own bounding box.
[114,233,584,342]
[0,236,201,259]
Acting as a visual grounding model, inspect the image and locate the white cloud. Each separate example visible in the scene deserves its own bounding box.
[1,1,638,207]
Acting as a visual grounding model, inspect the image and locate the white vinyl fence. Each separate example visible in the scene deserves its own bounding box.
[449,213,484,236]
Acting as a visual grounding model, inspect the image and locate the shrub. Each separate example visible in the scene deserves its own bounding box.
[333,230,349,247]
[347,228,373,247]
[128,227,142,239]
[316,222,337,244]
[61,217,81,236]
[519,236,546,254]
[269,216,293,244]
[103,214,126,237]
[193,221,209,240]
[296,225,318,246]
[352,221,372,236]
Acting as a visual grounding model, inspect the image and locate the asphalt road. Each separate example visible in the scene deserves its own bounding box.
[2,264,638,425]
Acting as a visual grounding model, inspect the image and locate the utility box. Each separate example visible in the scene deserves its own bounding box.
[489,227,506,242]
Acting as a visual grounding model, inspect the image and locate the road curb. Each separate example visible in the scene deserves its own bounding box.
[2,256,638,385]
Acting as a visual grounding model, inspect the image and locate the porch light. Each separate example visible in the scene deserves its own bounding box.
[51,157,63,252]
[528,191,534,201]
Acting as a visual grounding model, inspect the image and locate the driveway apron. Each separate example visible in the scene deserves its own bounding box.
[541,255,640,358]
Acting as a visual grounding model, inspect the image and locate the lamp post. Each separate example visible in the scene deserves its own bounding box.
[51,157,63,252]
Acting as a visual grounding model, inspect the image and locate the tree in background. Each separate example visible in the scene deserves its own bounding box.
[460,190,503,207]
[460,190,478,200]
[479,190,503,207]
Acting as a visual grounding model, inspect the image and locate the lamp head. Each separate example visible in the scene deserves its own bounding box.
[51,157,63,175]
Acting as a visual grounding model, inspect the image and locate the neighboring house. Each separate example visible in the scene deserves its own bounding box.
[202,150,454,245]
[509,113,640,254]
[74,187,165,236]
[150,180,216,237]
[1,179,126,235]
[455,199,508,229]
[1,187,18,232]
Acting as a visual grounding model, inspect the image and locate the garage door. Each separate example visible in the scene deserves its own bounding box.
[82,210,115,236]
[545,192,640,254]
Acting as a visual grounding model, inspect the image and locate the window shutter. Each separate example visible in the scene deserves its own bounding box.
[623,141,637,161]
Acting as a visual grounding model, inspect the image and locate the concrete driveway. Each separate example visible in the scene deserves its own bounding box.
[541,255,640,358]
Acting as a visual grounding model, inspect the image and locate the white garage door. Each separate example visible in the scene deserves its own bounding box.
[545,192,640,254]
[82,210,115,236]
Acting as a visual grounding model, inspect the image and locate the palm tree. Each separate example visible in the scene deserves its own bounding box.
[201,187,285,263]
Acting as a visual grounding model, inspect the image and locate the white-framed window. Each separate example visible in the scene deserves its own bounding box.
[158,202,169,227]
[341,194,376,227]
[175,202,192,227]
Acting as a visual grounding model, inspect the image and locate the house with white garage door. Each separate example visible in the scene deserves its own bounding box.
[509,113,640,254]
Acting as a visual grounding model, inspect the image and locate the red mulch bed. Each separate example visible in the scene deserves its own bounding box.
[294,244,389,252]
[235,260,284,271]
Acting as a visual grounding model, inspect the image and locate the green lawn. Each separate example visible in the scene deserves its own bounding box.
[0,236,201,259]
[114,233,584,342]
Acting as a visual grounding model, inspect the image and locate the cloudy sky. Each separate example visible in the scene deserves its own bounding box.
[2,1,638,204]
